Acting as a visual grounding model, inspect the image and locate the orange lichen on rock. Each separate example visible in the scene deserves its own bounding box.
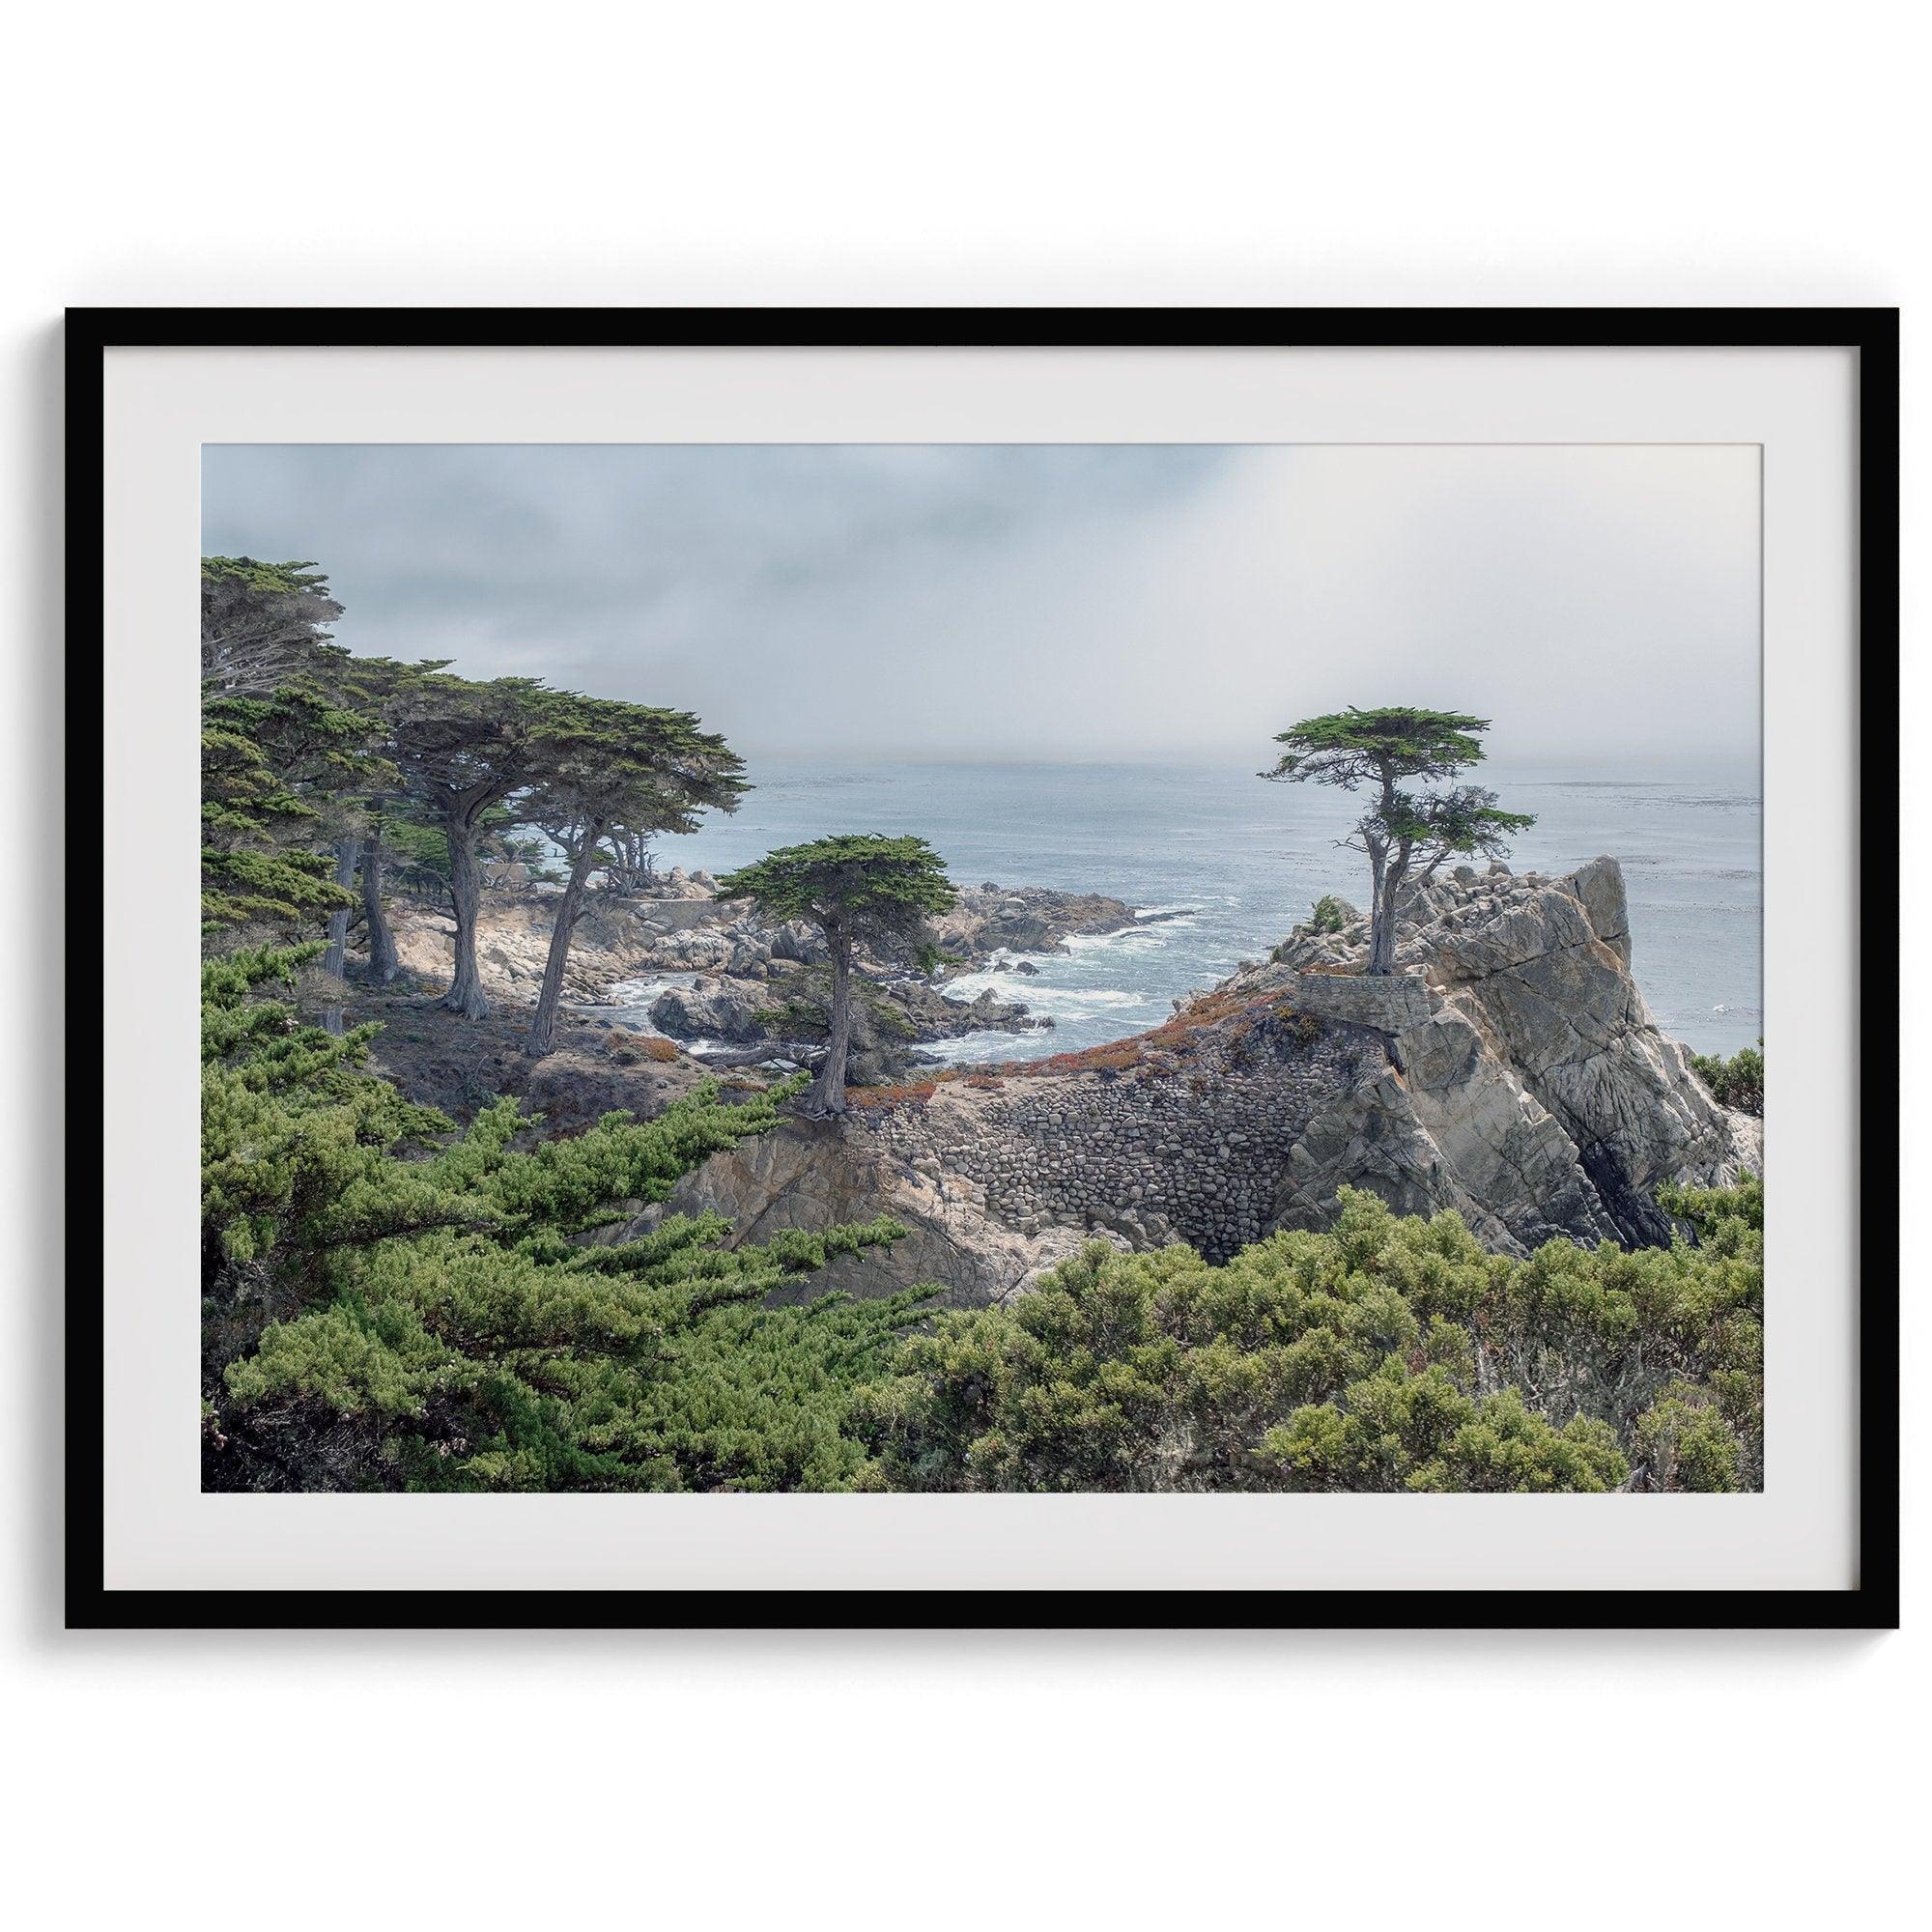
[845,1081,940,1109]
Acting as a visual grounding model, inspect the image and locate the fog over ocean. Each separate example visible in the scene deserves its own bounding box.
[205,444,1764,1062]
[632,758,1761,1062]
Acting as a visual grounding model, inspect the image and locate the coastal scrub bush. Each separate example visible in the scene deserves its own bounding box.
[915,942,965,977]
[203,950,932,1492]
[1690,1041,1763,1116]
[756,996,830,1041]
[1308,894,1353,934]
[1271,1006,1322,1047]
[853,1181,1761,1492]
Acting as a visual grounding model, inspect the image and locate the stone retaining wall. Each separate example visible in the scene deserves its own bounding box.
[846,1021,1384,1262]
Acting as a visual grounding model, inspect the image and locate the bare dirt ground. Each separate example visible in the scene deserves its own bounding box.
[345,974,765,1133]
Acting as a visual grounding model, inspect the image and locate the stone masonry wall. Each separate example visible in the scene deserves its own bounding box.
[846,1021,1385,1262]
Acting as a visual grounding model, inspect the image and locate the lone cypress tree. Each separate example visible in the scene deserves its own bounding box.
[1263,707,1534,974]
[520,696,748,1058]
[716,835,956,1116]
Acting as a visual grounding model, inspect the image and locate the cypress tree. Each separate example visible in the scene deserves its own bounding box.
[1262,707,1534,974]
[520,695,747,1058]
[385,671,550,1020]
[716,836,957,1115]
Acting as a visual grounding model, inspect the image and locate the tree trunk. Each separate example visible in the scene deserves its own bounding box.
[361,827,402,983]
[1366,760,1402,978]
[440,814,491,1020]
[526,819,602,1058]
[806,927,853,1116]
[1364,839,1389,978]
[320,838,358,1034]
[1370,844,1407,978]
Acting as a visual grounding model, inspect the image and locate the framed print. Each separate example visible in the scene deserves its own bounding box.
[71,307,1897,1629]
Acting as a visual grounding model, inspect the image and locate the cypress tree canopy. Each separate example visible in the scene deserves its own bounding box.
[1262,706,1492,786]
[715,833,957,941]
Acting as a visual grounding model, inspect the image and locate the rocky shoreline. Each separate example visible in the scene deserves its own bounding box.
[363,853,1759,1315]
[645,856,1761,1304]
[383,871,1146,1083]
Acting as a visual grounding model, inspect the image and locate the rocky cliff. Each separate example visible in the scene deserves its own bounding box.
[657,856,1760,1301]
[1264,857,1759,1247]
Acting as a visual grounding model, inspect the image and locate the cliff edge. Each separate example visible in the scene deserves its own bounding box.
[645,857,1761,1301]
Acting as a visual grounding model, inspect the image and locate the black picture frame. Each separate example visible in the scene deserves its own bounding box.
[69,305,1899,1632]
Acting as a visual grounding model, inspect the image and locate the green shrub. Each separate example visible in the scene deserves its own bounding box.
[854,1182,1761,1492]
[1634,1387,1741,1492]
[1690,1041,1763,1116]
[203,949,930,1492]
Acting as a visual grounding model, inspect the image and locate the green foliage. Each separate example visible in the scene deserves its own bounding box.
[1386,783,1537,857]
[1308,895,1353,934]
[855,1182,1762,1492]
[199,557,409,941]
[200,689,381,936]
[755,976,915,1046]
[200,555,344,696]
[203,951,933,1491]
[1262,706,1493,786]
[199,748,352,935]
[719,835,958,1108]
[384,670,551,829]
[755,996,831,1042]
[915,941,964,977]
[717,834,957,945]
[1634,1385,1740,1492]
[521,690,749,847]
[1690,1041,1764,1117]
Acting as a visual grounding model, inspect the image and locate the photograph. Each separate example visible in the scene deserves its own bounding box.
[196,439,1768,1497]
[12,6,1919,1922]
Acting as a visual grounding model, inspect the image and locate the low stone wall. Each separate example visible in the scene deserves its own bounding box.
[1275,968,1434,1034]
[846,1023,1383,1262]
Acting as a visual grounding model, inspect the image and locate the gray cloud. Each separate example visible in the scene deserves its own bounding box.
[202,442,1758,769]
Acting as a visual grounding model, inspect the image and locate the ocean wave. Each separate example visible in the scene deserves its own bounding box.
[594,972,701,1009]
[948,972,1153,1017]
[1065,918,1198,952]
[920,1029,1065,1066]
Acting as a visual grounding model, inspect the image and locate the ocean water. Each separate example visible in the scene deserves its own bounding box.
[633,760,1762,1063]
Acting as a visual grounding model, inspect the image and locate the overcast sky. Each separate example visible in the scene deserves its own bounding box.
[203,442,1759,768]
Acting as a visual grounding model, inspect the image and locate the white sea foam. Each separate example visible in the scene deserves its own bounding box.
[920,1029,1056,1066]
[575,973,702,1037]
[1065,918,1197,954]
[946,970,1151,1018]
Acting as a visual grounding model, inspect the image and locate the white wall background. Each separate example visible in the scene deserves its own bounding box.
[2,4,1917,1924]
